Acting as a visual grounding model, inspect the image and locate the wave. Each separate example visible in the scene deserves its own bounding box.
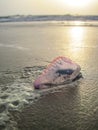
[0,15,98,23]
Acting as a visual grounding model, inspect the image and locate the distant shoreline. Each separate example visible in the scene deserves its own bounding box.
[0,15,98,23]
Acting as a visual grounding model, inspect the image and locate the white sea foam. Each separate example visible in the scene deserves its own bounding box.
[0,82,41,129]
[0,67,41,129]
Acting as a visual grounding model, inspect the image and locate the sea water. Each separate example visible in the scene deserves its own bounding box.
[0,21,98,130]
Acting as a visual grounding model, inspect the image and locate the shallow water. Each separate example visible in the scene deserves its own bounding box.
[0,21,98,130]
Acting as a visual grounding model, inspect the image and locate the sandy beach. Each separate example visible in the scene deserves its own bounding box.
[0,21,98,130]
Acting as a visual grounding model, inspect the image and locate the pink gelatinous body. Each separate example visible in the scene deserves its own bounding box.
[34,56,81,89]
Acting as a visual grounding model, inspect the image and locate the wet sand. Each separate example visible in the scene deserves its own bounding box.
[0,22,98,130]
[11,80,98,130]
[11,85,81,130]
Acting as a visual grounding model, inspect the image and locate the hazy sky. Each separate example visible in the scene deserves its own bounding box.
[0,0,98,16]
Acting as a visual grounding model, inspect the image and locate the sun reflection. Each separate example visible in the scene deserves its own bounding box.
[67,25,86,59]
[73,21,84,26]
[70,26,84,47]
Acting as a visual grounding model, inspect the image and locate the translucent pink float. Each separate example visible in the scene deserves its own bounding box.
[34,56,81,89]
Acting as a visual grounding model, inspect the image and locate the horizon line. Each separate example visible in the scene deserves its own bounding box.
[0,14,98,17]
